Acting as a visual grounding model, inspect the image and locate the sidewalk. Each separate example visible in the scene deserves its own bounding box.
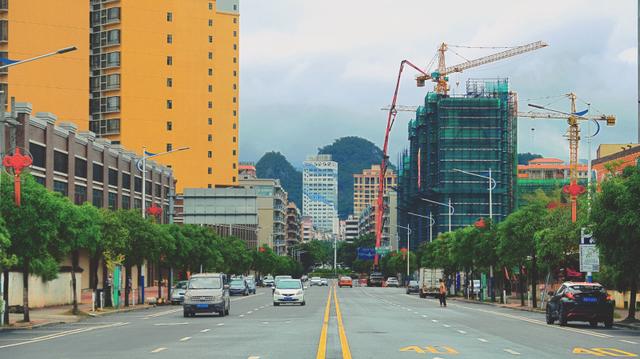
[3,301,155,330]
[449,297,640,330]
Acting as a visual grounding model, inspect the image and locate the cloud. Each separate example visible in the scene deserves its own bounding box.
[617,47,637,65]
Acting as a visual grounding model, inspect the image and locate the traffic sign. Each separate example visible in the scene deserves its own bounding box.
[580,228,599,273]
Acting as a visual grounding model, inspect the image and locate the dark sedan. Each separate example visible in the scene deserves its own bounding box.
[546,282,614,328]
[406,280,420,294]
[228,279,249,296]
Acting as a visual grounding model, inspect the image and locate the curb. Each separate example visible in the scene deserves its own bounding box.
[450,297,545,313]
[613,321,640,330]
[0,304,156,331]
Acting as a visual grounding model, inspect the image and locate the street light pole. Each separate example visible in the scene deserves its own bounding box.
[0,46,77,70]
[407,211,435,242]
[420,198,454,233]
[395,224,411,284]
[140,146,189,218]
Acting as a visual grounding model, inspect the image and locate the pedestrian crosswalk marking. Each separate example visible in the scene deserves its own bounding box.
[399,346,459,354]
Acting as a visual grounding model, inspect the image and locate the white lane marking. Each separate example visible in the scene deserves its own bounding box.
[248,356,261,359]
[145,308,182,318]
[457,330,467,334]
[151,347,167,353]
[262,322,269,325]
[443,324,451,328]
[413,311,419,314]
[477,338,488,343]
[431,319,438,323]
[153,322,188,326]
[254,308,259,311]
[179,336,191,342]
[453,304,614,339]
[239,314,245,318]
[421,315,428,318]
[200,329,211,333]
[248,311,253,314]
[504,349,521,355]
[0,322,129,349]
[231,292,265,302]
[217,323,225,326]
[620,339,638,344]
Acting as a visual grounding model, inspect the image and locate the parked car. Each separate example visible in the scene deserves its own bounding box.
[229,278,249,296]
[339,276,353,288]
[386,277,400,287]
[320,278,329,286]
[310,277,323,286]
[273,279,305,306]
[263,275,275,287]
[406,280,420,294]
[170,280,188,304]
[546,282,614,328]
[245,277,257,294]
[369,272,384,287]
[182,273,230,317]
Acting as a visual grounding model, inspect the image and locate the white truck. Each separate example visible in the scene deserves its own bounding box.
[418,268,444,298]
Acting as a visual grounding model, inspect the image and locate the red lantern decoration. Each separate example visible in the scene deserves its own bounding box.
[146,203,163,217]
[474,217,486,229]
[2,148,33,206]
[400,247,407,259]
[259,247,266,253]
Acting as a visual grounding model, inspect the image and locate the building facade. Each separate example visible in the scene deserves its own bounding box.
[592,144,640,182]
[285,202,302,254]
[353,164,397,217]
[517,157,588,207]
[240,177,287,255]
[182,187,258,249]
[301,216,314,242]
[0,1,89,128]
[303,154,338,235]
[344,215,359,241]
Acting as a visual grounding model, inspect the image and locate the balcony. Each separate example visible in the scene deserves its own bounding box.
[0,0,7,11]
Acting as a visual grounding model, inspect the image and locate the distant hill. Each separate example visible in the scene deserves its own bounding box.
[256,152,302,207]
[318,136,389,219]
[518,152,543,165]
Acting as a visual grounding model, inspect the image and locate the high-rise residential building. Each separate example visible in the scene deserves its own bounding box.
[285,202,301,254]
[88,0,240,192]
[240,176,287,255]
[398,79,517,248]
[1,1,89,126]
[344,215,359,241]
[303,154,338,235]
[353,164,397,217]
[301,216,314,242]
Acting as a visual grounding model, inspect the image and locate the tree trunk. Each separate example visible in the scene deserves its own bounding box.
[124,263,131,307]
[3,270,9,325]
[137,263,143,305]
[71,250,79,315]
[22,260,29,322]
[627,279,637,322]
[102,260,111,307]
[157,261,162,300]
[519,271,525,307]
[531,253,538,309]
[89,253,100,309]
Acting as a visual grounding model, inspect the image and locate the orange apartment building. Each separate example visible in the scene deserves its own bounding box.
[353,164,397,217]
[592,144,640,182]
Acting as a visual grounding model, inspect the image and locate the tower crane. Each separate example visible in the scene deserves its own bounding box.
[375,41,547,268]
[521,93,615,222]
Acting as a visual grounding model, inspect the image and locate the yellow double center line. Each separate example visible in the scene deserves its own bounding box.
[316,284,352,359]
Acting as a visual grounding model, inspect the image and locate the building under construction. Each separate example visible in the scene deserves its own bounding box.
[397,79,517,248]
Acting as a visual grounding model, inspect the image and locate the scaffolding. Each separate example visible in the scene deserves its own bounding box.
[398,78,517,246]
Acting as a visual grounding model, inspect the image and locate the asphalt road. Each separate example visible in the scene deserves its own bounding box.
[0,285,638,358]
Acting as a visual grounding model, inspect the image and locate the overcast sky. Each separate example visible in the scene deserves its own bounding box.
[239,0,638,167]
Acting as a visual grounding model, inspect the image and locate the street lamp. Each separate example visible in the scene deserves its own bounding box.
[139,146,189,218]
[452,168,496,219]
[407,211,435,243]
[420,198,454,233]
[0,46,77,70]
[395,224,412,284]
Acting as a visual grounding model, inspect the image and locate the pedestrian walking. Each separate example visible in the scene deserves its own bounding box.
[439,278,447,307]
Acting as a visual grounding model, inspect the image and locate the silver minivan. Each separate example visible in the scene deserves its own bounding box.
[182,273,230,317]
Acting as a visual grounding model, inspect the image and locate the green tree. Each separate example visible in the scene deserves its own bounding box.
[591,166,640,322]
[216,235,252,274]
[0,175,65,322]
[253,245,277,277]
[96,209,127,304]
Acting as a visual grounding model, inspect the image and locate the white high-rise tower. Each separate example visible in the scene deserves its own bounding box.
[303,155,338,236]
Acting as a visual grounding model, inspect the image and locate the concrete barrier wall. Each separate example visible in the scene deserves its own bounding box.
[7,272,82,308]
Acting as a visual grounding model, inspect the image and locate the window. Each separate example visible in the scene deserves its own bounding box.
[155,184,162,197]
[232,163,236,169]
[167,34,172,44]
[167,100,173,109]
[208,118,213,125]
[208,2,213,10]
[208,52,213,60]
[92,189,103,208]
[53,151,68,173]
[232,123,237,129]
[108,192,117,210]
[208,35,213,43]
[208,68,213,76]
[167,78,172,87]
[233,136,236,143]
[233,44,237,50]
[232,149,236,156]
[233,18,237,24]
[233,70,237,77]
[208,134,213,141]
[233,4,237,10]
[134,176,142,192]
[75,158,87,178]
[208,167,212,174]
[208,84,212,92]
[146,181,152,195]
[167,143,173,152]
[233,110,237,116]
[93,163,104,182]
[208,19,213,26]
[208,151,212,158]
[233,83,237,90]
[122,173,131,189]
[233,31,237,37]
[29,143,46,168]
[167,12,173,22]
[134,198,142,209]
[122,195,130,209]
[167,56,173,65]
[105,96,120,112]
[166,121,172,131]
[74,185,87,205]
[208,184,212,188]
[108,168,118,186]
[208,101,212,109]
[53,181,68,196]
[233,97,237,103]
[233,176,236,182]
